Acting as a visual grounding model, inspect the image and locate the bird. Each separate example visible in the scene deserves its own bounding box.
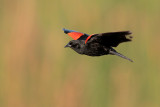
[63,28,133,62]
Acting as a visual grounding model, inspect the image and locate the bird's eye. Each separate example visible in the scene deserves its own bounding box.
[69,42,73,45]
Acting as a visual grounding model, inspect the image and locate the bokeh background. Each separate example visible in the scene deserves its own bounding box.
[1,0,160,107]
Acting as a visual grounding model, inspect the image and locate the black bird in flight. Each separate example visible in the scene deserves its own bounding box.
[63,28,133,62]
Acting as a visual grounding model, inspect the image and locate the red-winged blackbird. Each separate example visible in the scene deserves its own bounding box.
[63,28,133,62]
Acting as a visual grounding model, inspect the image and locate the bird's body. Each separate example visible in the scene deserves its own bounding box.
[63,28,133,62]
[68,40,108,56]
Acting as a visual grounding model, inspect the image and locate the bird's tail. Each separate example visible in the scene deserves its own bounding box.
[109,48,133,62]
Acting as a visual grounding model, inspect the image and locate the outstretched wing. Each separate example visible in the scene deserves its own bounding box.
[85,31,132,47]
[63,28,89,40]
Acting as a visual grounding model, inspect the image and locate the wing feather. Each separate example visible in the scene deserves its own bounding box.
[86,31,132,47]
[63,28,89,40]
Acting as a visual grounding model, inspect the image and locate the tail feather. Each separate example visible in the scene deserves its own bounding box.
[109,49,133,62]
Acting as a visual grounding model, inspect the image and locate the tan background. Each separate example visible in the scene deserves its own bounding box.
[0,0,160,107]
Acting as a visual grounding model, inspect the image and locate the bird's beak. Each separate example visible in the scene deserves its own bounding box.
[64,43,71,48]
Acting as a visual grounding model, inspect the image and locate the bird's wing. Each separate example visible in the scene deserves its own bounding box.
[63,28,89,40]
[85,31,132,47]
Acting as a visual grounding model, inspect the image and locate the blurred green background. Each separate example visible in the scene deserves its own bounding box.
[1,0,160,107]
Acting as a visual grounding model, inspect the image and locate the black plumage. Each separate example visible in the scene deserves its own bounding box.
[64,30,133,62]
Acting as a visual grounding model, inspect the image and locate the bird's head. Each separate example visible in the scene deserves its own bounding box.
[64,40,84,54]
[64,40,80,49]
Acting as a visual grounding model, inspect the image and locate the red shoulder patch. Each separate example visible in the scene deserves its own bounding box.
[85,34,93,44]
[68,32,84,40]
